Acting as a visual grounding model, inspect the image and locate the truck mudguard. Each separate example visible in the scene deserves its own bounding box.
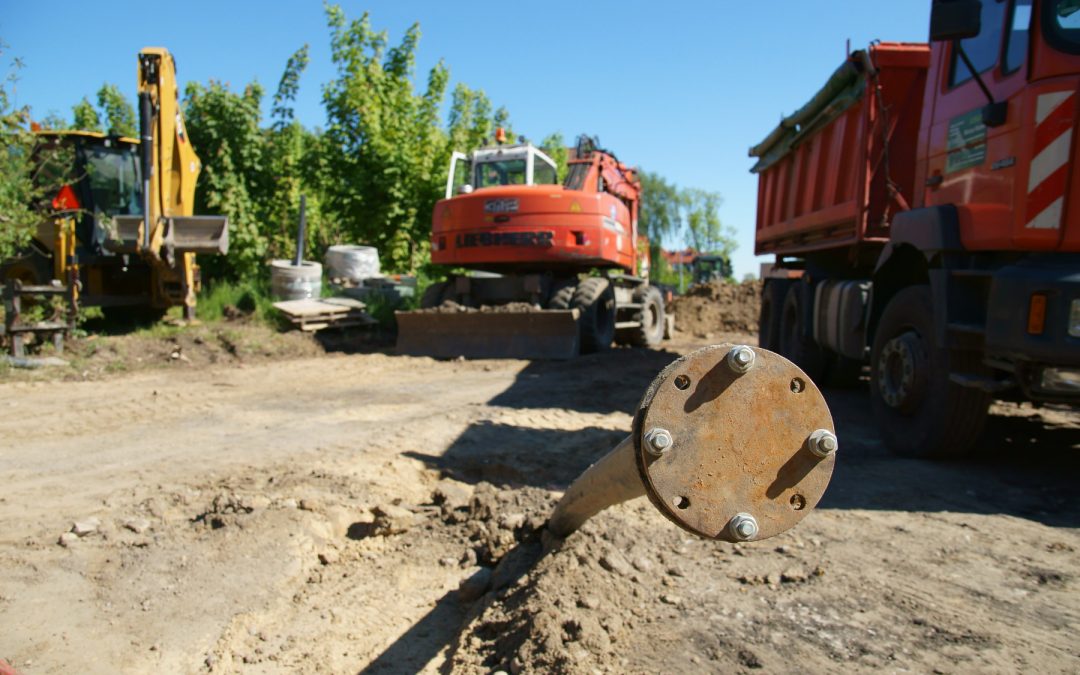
[876,205,963,271]
[870,205,963,349]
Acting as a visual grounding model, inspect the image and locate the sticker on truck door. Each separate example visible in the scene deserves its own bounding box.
[946,109,987,173]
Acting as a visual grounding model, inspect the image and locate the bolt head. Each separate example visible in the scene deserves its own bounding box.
[644,427,673,456]
[726,345,756,374]
[808,429,838,458]
[727,513,759,541]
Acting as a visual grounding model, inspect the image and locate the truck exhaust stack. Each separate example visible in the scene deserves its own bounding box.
[549,344,836,540]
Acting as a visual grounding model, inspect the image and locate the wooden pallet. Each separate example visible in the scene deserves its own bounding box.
[272,297,377,332]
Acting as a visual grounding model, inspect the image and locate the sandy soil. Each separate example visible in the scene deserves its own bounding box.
[0,329,1077,674]
[669,280,762,337]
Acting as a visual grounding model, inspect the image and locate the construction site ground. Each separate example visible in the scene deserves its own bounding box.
[1,318,1078,674]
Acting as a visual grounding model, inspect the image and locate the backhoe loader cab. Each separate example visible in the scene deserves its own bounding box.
[445,143,559,198]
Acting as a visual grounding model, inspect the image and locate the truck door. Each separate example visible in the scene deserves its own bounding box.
[925,0,1031,249]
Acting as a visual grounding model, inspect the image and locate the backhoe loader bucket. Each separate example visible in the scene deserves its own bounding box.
[105,215,143,253]
[395,309,580,359]
[106,216,229,256]
[164,216,229,255]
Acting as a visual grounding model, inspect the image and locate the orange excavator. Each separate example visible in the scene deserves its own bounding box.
[396,135,666,359]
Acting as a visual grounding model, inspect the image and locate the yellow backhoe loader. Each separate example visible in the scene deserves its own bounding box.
[3,47,227,324]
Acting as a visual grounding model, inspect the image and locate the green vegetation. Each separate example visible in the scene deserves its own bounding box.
[196,279,279,323]
[3,6,732,323]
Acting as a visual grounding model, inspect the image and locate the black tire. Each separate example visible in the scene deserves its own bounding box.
[778,283,828,382]
[102,305,167,326]
[626,284,665,347]
[870,285,990,458]
[547,280,576,310]
[758,279,788,351]
[420,281,450,308]
[827,354,865,388]
[572,277,616,353]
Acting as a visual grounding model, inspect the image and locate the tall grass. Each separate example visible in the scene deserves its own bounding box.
[197,279,278,323]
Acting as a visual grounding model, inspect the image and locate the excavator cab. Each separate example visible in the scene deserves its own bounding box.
[444,144,558,198]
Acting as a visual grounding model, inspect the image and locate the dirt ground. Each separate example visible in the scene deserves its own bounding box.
[1,324,1078,674]
[669,280,762,336]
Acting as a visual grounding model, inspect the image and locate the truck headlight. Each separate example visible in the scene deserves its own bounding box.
[1041,367,1080,394]
[1070,299,1080,338]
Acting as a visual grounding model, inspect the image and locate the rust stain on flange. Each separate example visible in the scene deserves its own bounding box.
[633,344,835,541]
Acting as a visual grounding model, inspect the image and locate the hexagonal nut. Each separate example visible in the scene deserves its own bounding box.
[808,428,838,459]
[726,345,756,374]
[643,427,674,456]
[727,513,759,541]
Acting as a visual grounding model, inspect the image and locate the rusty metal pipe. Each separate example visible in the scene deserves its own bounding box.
[548,435,644,538]
[547,343,837,542]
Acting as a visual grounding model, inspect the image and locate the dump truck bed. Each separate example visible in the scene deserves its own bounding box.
[750,43,930,257]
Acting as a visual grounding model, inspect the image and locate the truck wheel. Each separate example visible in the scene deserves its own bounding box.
[870,285,990,458]
[420,281,450,308]
[626,284,665,347]
[572,277,616,353]
[779,283,828,382]
[758,279,789,351]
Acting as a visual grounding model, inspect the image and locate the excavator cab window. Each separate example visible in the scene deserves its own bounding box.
[83,144,143,217]
[475,159,527,188]
[564,163,589,190]
[533,160,557,185]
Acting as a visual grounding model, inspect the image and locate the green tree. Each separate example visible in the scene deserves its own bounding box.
[0,44,72,262]
[638,170,681,242]
[71,96,101,131]
[0,48,37,261]
[540,131,568,183]
[183,80,269,280]
[683,187,736,257]
[446,83,494,152]
[321,5,449,272]
[96,83,136,136]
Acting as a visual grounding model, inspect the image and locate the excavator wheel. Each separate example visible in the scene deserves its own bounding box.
[624,284,665,347]
[420,281,451,309]
[572,277,616,353]
[547,280,576,310]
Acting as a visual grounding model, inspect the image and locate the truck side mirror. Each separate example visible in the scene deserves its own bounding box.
[930,0,982,41]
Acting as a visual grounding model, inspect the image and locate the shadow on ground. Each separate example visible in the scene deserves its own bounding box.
[820,385,1080,527]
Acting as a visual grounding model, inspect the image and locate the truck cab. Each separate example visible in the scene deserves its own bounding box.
[752,0,1080,458]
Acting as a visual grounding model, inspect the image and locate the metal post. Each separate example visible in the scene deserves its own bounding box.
[548,436,645,538]
[294,194,307,267]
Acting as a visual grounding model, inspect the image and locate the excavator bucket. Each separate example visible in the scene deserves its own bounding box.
[395,309,580,359]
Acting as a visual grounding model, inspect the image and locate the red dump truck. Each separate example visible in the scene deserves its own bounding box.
[751,0,1079,458]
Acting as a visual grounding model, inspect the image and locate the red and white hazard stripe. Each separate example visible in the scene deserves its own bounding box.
[1026,90,1076,229]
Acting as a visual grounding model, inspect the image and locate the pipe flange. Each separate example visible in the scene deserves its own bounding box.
[633,344,836,542]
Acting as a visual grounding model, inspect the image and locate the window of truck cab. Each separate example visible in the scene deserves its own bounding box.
[1043,0,1080,54]
[948,0,1009,87]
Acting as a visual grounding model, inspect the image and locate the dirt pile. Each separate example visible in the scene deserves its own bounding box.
[412,301,545,314]
[669,279,762,336]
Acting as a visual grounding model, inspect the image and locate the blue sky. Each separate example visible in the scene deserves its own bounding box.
[3,1,930,279]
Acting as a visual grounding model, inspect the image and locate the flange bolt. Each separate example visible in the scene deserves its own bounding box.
[808,428,838,459]
[727,513,759,541]
[643,427,673,456]
[726,345,756,374]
